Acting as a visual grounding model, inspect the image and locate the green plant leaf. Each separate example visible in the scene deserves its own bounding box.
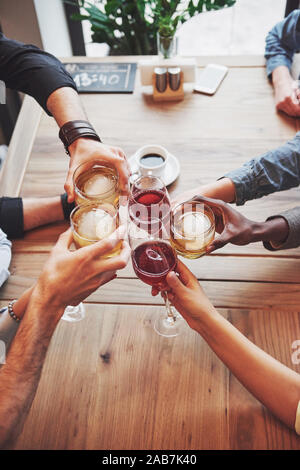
[70,13,90,21]
[71,0,236,55]
[104,0,120,15]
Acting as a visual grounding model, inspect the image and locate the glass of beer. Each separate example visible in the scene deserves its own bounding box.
[170,201,215,259]
[73,160,119,206]
[61,202,121,322]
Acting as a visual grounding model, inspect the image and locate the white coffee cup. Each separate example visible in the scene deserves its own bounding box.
[134,144,169,178]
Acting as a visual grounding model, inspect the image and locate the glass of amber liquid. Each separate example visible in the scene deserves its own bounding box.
[170,201,215,259]
[73,160,119,206]
[70,202,121,256]
[61,202,121,322]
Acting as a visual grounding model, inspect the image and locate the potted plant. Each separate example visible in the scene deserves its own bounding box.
[68,1,236,57]
[156,5,181,59]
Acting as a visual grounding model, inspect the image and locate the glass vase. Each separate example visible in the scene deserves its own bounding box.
[157,33,178,59]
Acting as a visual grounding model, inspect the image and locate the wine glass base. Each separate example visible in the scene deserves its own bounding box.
[154,313,183,338]
[61,303,85,322]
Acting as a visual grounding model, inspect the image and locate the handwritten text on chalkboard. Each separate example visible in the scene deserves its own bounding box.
[64,63,137,93]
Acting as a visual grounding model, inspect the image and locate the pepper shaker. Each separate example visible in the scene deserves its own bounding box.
[168,67,181,91]
[154,67,167,93]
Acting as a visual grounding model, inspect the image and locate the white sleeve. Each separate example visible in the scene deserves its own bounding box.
[0,228,12,287]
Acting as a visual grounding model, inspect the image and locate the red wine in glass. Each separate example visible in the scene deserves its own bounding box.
[128,210,182,338]
[129,190,171,236]
[129,175,171,236]
[134,189,166,206]
[132,241,177,287]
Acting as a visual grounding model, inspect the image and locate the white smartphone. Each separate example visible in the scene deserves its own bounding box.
[194,64,228,95]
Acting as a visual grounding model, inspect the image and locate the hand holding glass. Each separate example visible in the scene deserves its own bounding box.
[61,201,121,322]
[128,219,182,338]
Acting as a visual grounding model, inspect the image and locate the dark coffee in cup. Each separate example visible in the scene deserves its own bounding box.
[134,144,168,178]
[140,153,165,168]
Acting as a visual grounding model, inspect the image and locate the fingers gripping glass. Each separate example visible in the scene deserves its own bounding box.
[128,221,183,337]
[62,159,120,322]
[61,202,120,322]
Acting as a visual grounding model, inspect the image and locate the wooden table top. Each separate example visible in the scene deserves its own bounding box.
[1,55,300,450]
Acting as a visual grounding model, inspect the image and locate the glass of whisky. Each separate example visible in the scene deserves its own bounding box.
[61,201,121,322]
[73,160,119,206]
[170,201,215,259]
[70,202,121,257]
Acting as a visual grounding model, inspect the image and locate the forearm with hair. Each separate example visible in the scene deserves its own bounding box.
[46,86,87,128]
[0,293,62,448]
[12,286,35,321]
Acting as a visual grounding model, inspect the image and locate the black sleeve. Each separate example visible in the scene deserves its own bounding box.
[0,32,77,115]
[0,197,24,239]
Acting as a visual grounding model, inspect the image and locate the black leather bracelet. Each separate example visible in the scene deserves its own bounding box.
[59,120,101,155]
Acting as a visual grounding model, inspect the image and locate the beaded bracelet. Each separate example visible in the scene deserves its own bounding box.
[8,300,21,323]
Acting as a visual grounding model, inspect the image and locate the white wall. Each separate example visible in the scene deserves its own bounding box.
[33,0,72,57]
[177,0,286,56]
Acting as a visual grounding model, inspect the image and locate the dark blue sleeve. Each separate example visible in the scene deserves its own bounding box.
[265,10,300,79]
[0,32,77,115]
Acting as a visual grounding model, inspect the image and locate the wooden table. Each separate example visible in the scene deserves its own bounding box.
[1,56,300,450]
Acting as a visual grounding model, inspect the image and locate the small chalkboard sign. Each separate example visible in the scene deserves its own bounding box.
[64,62,137,94]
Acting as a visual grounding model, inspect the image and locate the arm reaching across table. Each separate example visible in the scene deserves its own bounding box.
[154,261,300,434]
[46,87,131,201]
[172,133,300,251]
[0,33,130,201]
[265,10,300,117]
[0,228,130,449]
[191,195,292,253]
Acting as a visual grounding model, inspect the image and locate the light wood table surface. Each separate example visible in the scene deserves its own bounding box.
[0,56,300,450]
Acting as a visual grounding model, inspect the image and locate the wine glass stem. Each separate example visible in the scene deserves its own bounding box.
[163,291,176,324]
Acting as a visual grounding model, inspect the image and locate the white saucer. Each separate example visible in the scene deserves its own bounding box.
[129,152,180,186]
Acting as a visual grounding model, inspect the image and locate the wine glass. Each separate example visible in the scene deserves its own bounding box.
[128,218,183,338]
[128,175,171,234]
[170,201,215,259]
[61,201,120,322]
